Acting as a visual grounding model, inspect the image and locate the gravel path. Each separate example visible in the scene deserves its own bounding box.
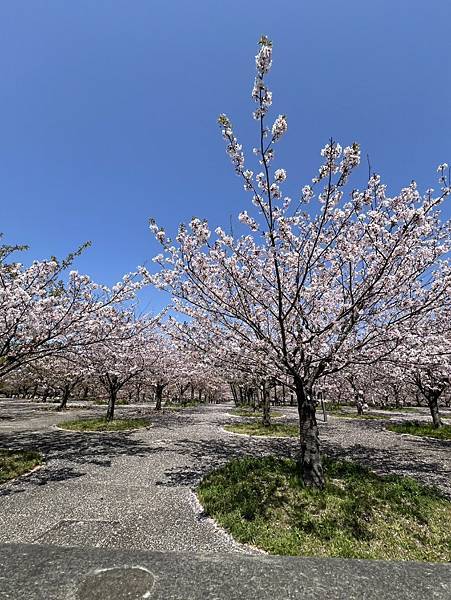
[0,399,450,554]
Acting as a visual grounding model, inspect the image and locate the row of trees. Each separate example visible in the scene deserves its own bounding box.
[0,238,224,419]
[1,350,223,415]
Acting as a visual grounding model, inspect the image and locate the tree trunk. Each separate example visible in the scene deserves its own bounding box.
[230,384,238,405]
[106,387,117,421]
[250,389,257,412]
[295,376,324,489]
[57,385,70,411]
[155,383,164,410]
[428,395,443,428]
[261,382,271,427]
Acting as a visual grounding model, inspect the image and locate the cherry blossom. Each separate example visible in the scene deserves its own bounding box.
[146,37,451,488]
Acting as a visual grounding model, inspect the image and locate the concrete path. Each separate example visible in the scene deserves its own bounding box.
[0,400,255,553]
[2,543,451,600]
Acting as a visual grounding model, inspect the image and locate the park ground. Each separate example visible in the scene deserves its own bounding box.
[0,398,450,553]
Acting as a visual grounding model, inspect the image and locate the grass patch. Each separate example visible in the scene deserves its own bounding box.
[0,450,42,484]
[164,400,203,410]
[230,408,283,418]
[324,404,351,413]
[374,406,418,413]
[59,417,151,432]
[332,412,386,420]
[93,398,129,406]
[197,456,451,561]
[387,422,451,440]
[224,422,298,437]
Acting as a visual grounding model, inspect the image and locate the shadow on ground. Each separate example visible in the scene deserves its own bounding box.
[157,435,297,487]
[323,440,451,497]
[0,410,186,496]
[1,404,449,499]
[159,422,451,498]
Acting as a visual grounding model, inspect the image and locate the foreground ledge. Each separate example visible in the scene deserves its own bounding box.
[1,543,450,599]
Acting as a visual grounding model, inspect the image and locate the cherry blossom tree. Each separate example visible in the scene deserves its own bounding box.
[0,237,144,381]
[392,312,451,427]
[80,308,158,420]
[146,37,451,488]
[30,355,87,411]
[166,316,279,422]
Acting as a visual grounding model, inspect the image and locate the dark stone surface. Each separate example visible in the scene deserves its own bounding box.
[1,543,450,600]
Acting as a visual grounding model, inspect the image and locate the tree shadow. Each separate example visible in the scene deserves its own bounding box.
[0,426,172,495]
[321,439,451,498]
[0,466,86,498]
[158,425,450,499]
[157,435,297,487]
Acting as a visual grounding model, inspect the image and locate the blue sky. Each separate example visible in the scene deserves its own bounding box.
[1,1,450,312]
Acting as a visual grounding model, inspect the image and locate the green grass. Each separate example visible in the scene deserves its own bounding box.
[93,398,129,406]
[0,449,42,484]
[59,417,151,432]
[324,404,351,413]
[332,412,386,420]
[230,408,283,418]
[197,456,451,561]
[224,422,298,437]
[164,400,203,410]
[326,405,416,418]
[387,422,451,440]
[374,406,418,413]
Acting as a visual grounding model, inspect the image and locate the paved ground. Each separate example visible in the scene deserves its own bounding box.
[0,399,450,555]
[2,543,451,600]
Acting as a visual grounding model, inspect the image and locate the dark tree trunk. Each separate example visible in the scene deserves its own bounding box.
[106,387,117,421]
[428,395,443,428]
[294,375,324,489]
[230,384,238,405]
[135,383,142,402]
[250,389,257,412]
[261,382,271,427]
[155,383,164,411]
[57,384,70,411]
[179,383,189,403]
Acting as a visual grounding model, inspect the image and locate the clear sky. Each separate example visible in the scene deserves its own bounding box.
[1,1,450,312]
